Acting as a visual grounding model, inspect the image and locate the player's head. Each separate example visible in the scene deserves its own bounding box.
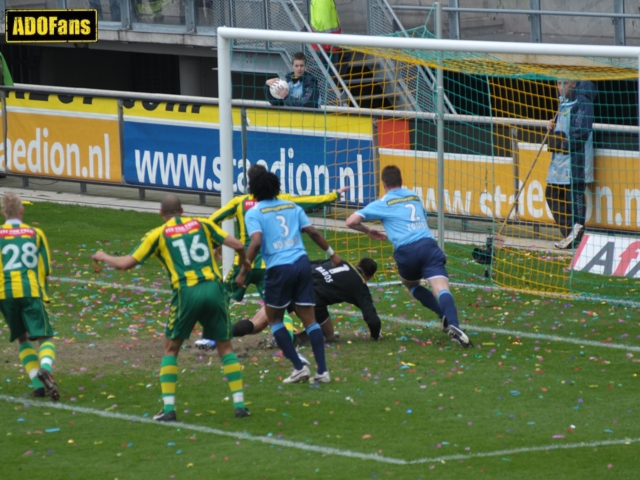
[292,52,306,77]
[1,193,24,220]
[249,169,280,201]
[356,257,378,282]
[381,165,402,189]
[160,194,183,219]
[556,79,577,100]
[247,163,268,191]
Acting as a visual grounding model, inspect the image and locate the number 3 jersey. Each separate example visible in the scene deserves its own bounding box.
[355,188,434,249]
[244,198,311,269]
[0,221,51,300]
[130,217,227,290]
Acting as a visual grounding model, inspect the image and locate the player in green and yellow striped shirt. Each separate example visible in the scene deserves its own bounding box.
[210,163,348,304]
[0,193,59,401]
[92,194,251,421]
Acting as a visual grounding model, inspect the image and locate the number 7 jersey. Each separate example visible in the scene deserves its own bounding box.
[0,221,51,300]
[130,217,227,290]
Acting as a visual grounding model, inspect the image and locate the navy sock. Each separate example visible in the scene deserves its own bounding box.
[438,290,459,327]
[306,323,327,374]
[271,323,303,370]
[410,285,444,318]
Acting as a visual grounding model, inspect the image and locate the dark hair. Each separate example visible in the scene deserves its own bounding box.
[292,52,306,63]
[357,257,378,278]
[248,163,267,185]
[249,170,280,201]
[381,165,402,188]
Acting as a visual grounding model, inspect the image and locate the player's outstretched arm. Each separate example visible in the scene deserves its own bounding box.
[92,251,139,271]
[302,225,342,266]
[285,185,350,210]
[346,213,387,241]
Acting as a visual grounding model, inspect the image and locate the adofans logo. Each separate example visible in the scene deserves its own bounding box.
[5,9,97,43]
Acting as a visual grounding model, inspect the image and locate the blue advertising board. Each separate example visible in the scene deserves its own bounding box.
[122,120,376,204]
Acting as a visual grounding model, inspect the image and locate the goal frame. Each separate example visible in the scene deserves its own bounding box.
[216,26,640,275]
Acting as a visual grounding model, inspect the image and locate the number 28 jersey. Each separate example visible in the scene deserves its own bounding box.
[245,199,311,269]
[0,221,51,300]
[355,188,434,249]
[130,217,227,290]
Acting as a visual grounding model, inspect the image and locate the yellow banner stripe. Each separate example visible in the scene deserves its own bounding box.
[7,93,118,115]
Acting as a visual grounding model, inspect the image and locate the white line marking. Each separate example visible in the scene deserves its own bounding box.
[0,395,405,465]
[50,277,640,353]
[51,276,168,294]
[1,394,637,465]
[405,437,640,464]
[335,311,640,353]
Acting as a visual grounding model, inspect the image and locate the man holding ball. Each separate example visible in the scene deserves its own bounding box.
[265,52,320,108]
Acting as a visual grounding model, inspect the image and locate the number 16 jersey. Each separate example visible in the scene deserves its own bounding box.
[130,217,227,290]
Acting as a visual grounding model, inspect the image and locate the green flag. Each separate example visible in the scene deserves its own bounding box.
[0,53,14,86]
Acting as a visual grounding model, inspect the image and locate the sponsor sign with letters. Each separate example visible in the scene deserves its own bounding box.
[571,233,640,278]
[122,105,375,204]
[0,93,122,183]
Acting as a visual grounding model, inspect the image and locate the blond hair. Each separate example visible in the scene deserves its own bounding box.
[1,193,23,219]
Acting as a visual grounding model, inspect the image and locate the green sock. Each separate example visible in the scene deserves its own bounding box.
[222,353,245,409]
[159,355,178,413]
[19,342,43,390]
[38,340,56,374]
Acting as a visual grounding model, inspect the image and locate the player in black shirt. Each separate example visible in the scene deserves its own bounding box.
[232,257,381,342]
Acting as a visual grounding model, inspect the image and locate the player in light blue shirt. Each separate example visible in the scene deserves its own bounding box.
[239,169,342,384]
[245,200,309,268]
[346,165,472,348]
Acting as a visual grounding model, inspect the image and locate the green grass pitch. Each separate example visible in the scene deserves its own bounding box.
[1,202,639,479]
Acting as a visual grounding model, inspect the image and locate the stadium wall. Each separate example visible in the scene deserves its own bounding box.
[1,88,639,234]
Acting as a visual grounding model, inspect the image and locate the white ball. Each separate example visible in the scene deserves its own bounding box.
[269,79,289,100]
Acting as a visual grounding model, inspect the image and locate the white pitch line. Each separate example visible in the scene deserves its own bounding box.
[335,311,640,353]
[51,277,169,295]
[51,277,640,353]
[0,394,405,465]
[2,394,637,465]
[405,437,640,464]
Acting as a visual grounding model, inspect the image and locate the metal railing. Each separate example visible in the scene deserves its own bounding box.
[393,0,635,45]
[1,1,637,46]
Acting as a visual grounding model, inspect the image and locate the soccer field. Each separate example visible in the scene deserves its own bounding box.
[1,201,639,479]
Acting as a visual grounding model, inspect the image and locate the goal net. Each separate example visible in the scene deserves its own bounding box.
[217,25,640,303]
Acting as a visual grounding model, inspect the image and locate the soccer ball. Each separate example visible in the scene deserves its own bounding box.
[269,79,289,100]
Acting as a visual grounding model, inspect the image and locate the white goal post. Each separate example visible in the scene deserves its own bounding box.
[216,25,640,276]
